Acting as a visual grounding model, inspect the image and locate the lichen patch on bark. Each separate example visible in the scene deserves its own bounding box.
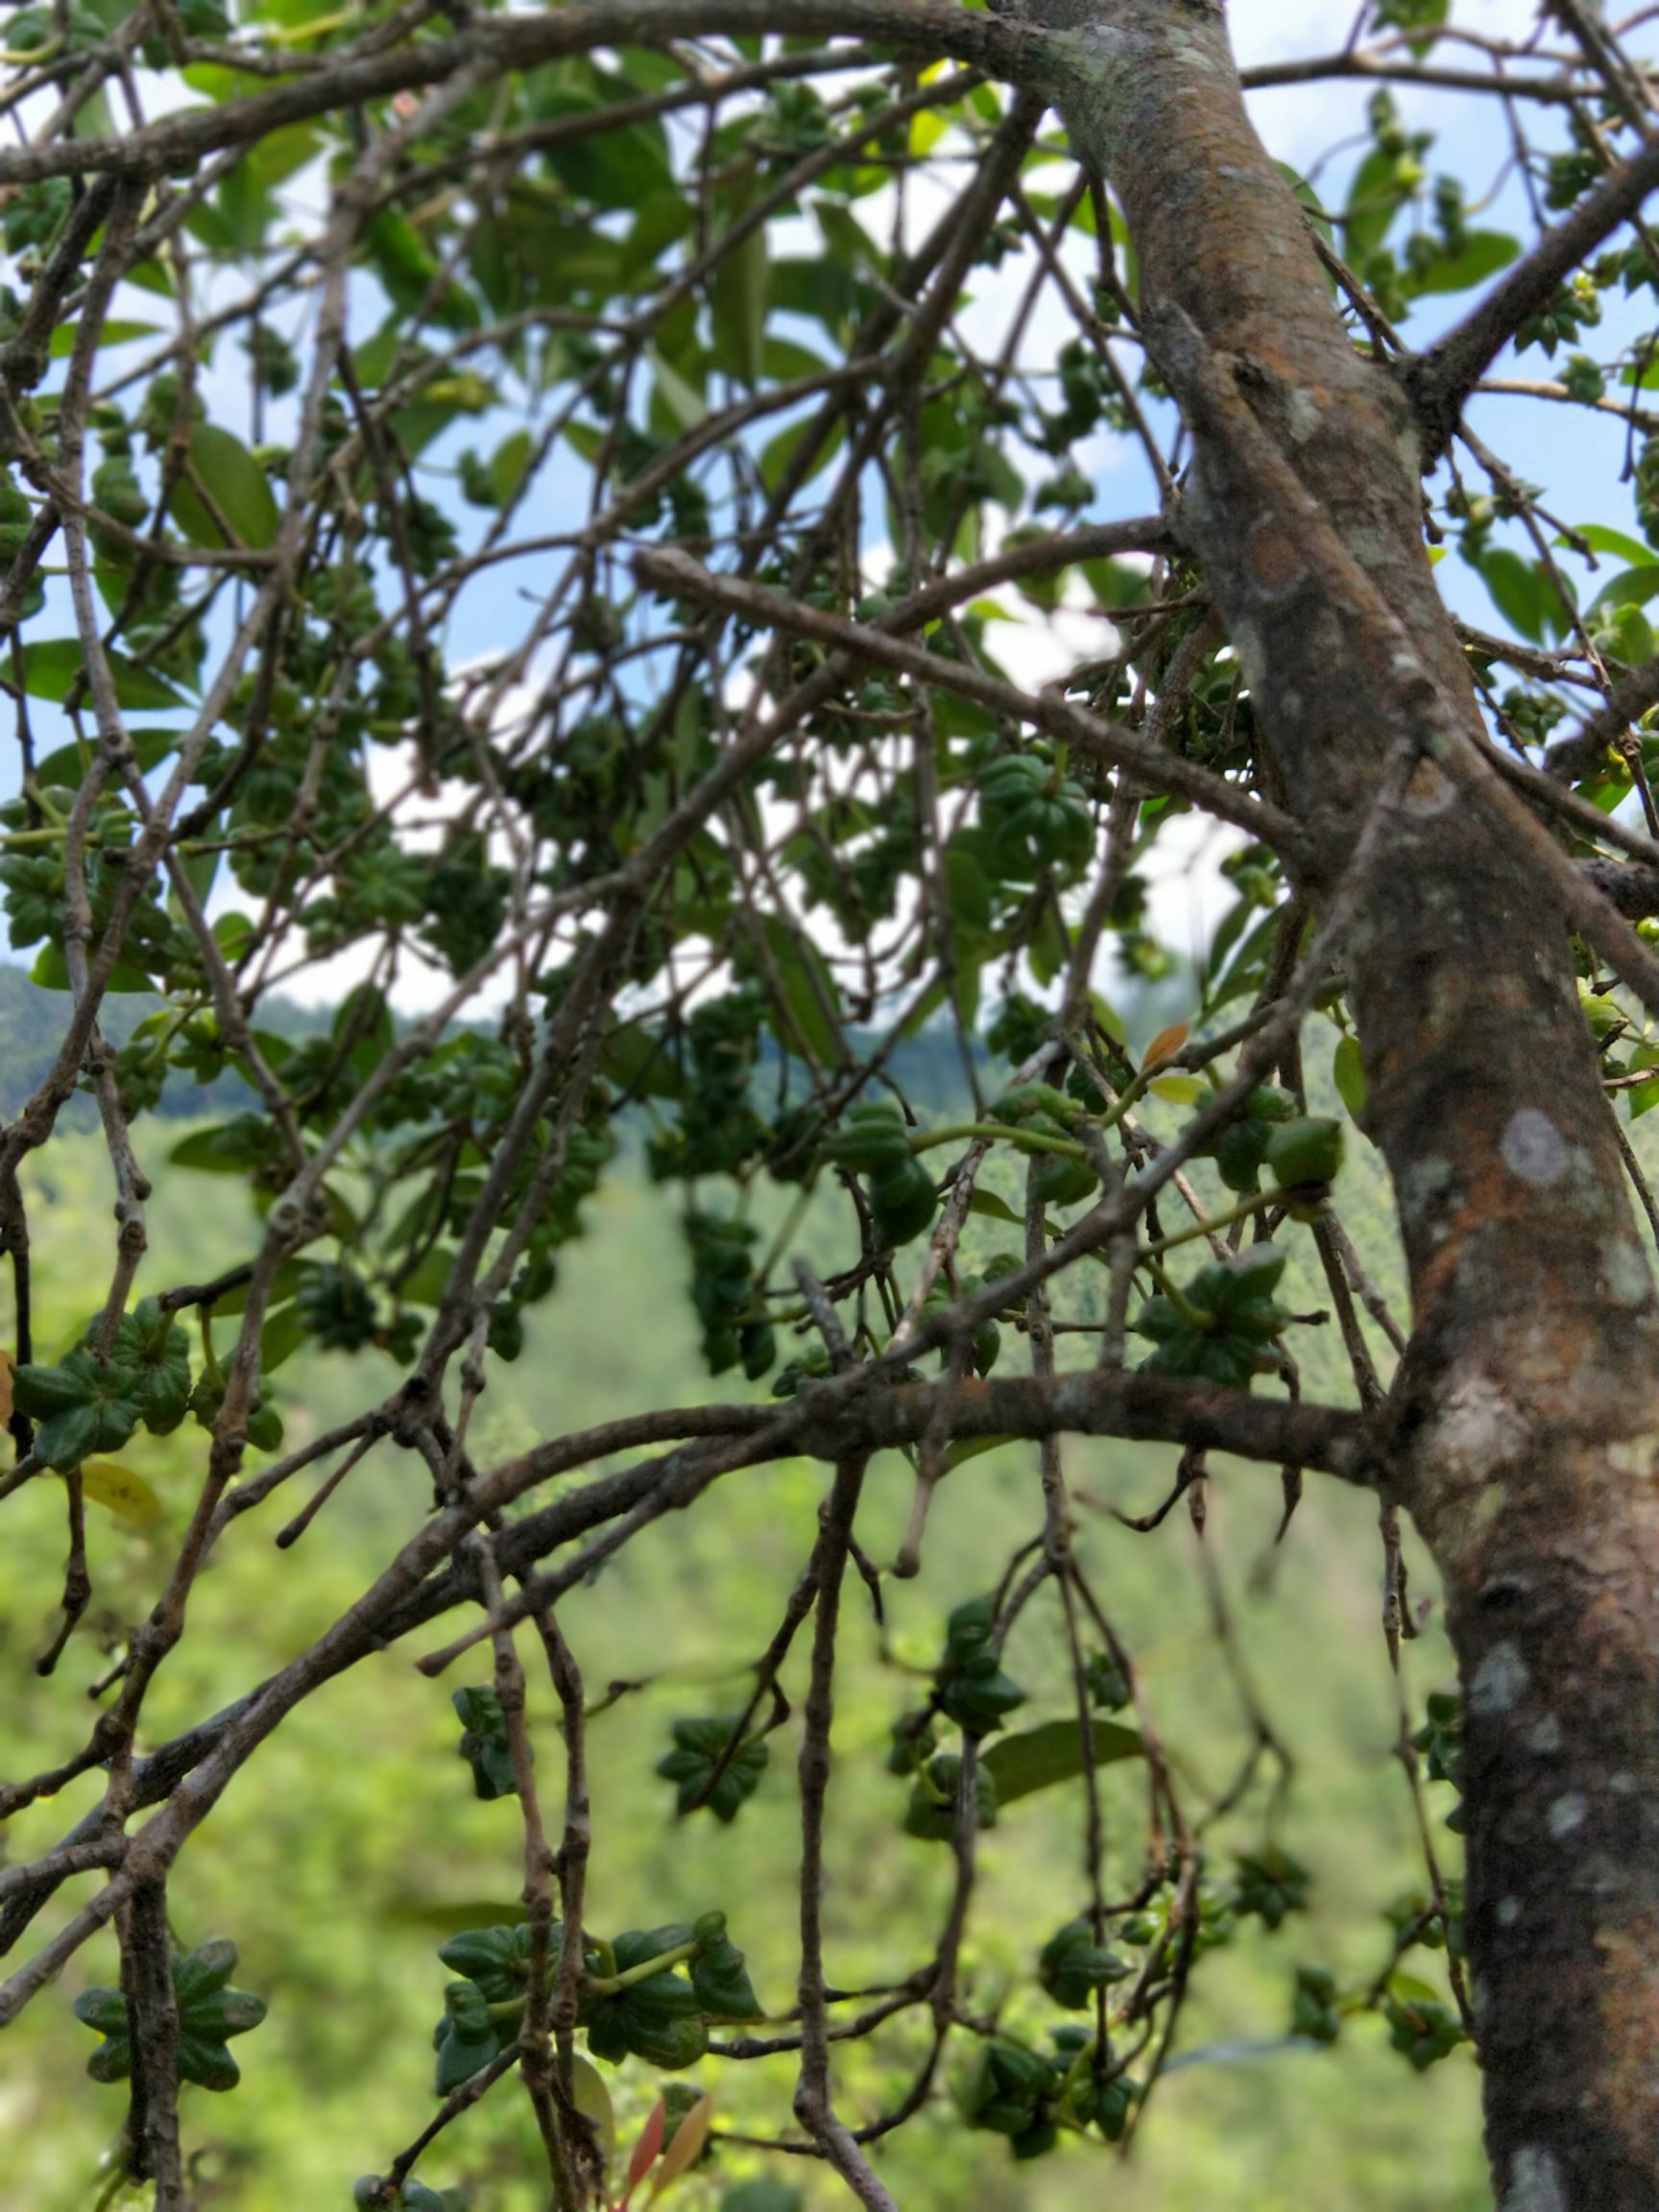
[1501,1109,1570,1189]
[1470,1641,1530,1718]
[1501,2147,1568,2212]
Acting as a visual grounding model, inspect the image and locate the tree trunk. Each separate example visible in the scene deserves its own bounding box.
[1026,2,1659,2200]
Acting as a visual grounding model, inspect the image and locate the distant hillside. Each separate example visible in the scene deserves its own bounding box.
[0,960,326,1127]
[0,955,1195,1129]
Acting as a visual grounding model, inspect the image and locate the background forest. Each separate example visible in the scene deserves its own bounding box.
[0,970,1486,2212]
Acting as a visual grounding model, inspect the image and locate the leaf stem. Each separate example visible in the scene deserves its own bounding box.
[911,1119,1091,1163]
[582,1938,698,1998]
[1141,1189,1277,1262]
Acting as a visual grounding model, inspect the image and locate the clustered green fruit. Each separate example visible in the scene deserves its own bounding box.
[817,1098,938,1249]
[1383,1878,1465,1961]
[977,754,1095,879]
[297,1262,381,1353]
[1382,1992,1469,2072]
[992,1082,1096,1206]
[75,1939,267,2092]
[1291,1965,1341,2046]
[657,1715,770,1823]
[1039,1918,1132,2009]
[583,1930,712,2071]
[432,1911,760,2091]
[952,2027,1139,2159]
[187,1364,282,1454]
[1187,1088,1343,1205]
[886,1711,940,1776]
[1086,1649,1131,1712]
[1119,1883,1238,1958]
[934,1596,1026,1737]
[902,1750,999,1840]
[1191,1082,1296,1191]
[769,1344,832,1398]
[1232,1845,1311,1931]
[1132,1244,1289,1388]
[921,1274,1002,1376]
[647,986,770,1183]
[685,1214,775,1379]
[452,1684,517,1801]
[1412,1691,1462,1789]
[12,1296,191,1470]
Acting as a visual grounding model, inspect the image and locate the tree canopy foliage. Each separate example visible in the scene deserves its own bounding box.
[5,2,1659,2207]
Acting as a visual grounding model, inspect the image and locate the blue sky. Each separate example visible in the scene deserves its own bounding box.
[0,1,1650,1003]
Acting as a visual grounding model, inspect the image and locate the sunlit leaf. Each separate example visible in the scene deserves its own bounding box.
[74,1458,162,1528]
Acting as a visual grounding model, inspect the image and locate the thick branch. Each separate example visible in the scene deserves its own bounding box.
[1582,857,1659,919]
[0,4,1046,188]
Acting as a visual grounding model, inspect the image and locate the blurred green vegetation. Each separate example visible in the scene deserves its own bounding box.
[0,1110,1490,2211]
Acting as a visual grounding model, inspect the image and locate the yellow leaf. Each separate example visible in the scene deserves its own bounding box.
[1148,1073,1204,1104]
[1142,1022,1190,1070]
[571,2053,614,2170]
[648,2096,713,2201]
[73,1460,162,1529]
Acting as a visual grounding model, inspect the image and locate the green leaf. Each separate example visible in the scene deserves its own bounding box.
[1478,547,1553,644]
[1148,1072,1205,1104]
[757,915,842,1067]
[29,943,156,994]
[489,427,534,507]
[720,2185,803,2212]
[710,222,769,389]
[382,1897,527,1936]
[981,1718,1142,1805]
[1343,145,1406,262]
[650,348,706,433]
[1590,565,1659,613]
[258,1302,307,1376]
[1274,160,1334,250]
[1407,229,1518,297]
[599,1021,683,1101]
[966,1189,1023,1226]
[168,423,280,550]
[1568,524,1654,565]
[49,319,156,358]
[365,207,442,313]
[1333,1034,1369,1125]
[19,638,186,711]
[759,411,843,495]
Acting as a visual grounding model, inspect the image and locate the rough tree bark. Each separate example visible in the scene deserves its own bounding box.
[1022,3,1659,2203]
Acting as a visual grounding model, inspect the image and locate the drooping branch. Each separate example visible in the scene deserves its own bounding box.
[636,547,1311,861]
[1407,136,1659,454]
